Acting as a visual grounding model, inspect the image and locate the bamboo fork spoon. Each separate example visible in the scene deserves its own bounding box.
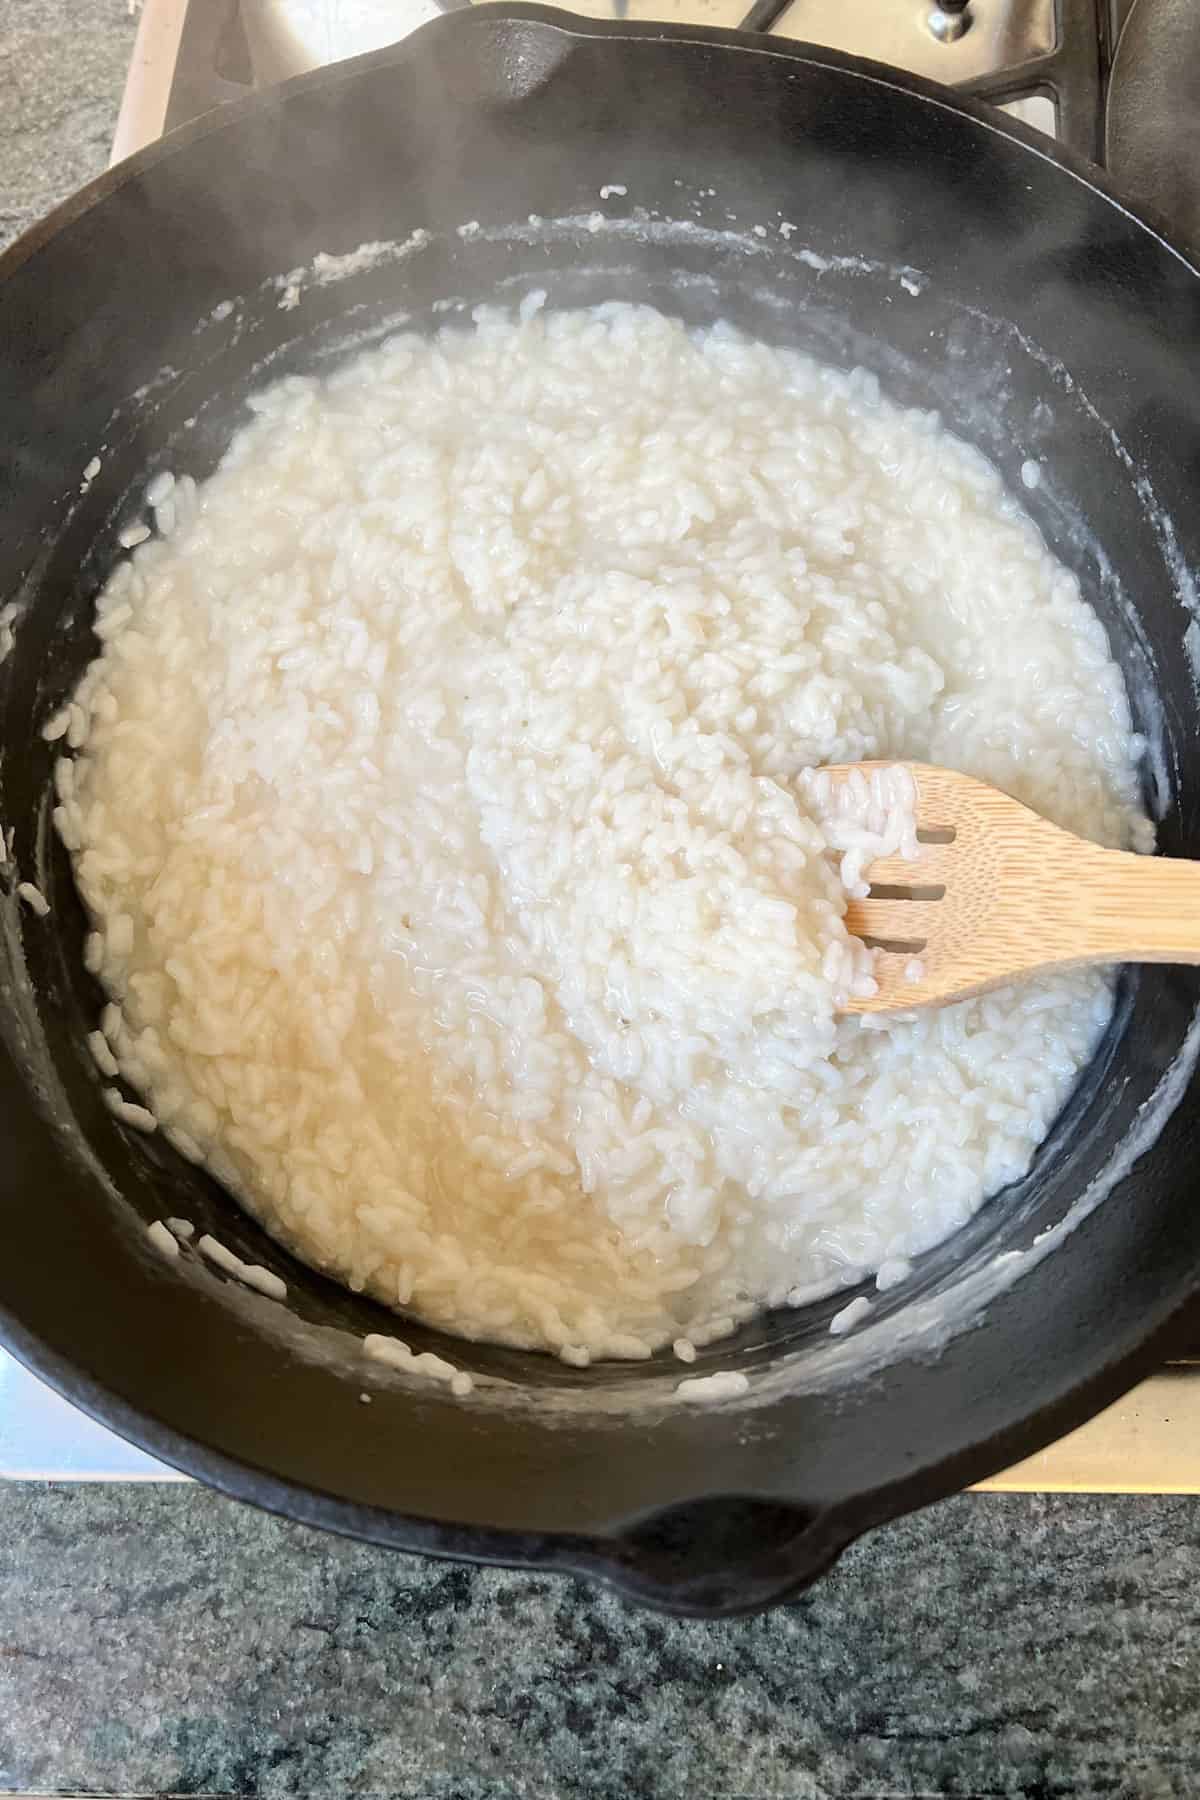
[828,762,1200,1014]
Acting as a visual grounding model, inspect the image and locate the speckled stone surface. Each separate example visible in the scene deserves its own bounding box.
[2,1484,1200,1796]
[4,6,1200,1797]
[0,0,137,249]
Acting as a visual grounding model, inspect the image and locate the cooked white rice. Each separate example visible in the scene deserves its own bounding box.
[16,881,50,918]
[55,302,1148,1357]
[364,1332,473,1396]
[196,1233,287,1301]
[146,1219,179,1258]
[675,1371,751,1404]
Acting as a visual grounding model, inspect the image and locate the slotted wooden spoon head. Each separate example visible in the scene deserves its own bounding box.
[824,762,1177,1014]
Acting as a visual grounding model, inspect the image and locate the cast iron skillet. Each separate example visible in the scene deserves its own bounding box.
[2,5,1200,1617]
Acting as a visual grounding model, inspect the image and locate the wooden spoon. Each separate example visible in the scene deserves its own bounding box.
[827,761,1200,1014]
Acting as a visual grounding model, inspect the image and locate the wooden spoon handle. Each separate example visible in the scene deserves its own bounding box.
[1066,843,1200,965]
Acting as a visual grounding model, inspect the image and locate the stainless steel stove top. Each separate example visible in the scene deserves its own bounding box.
[5,0,1196,1494]
[111,0,1146,162]
[116,0,1200,243]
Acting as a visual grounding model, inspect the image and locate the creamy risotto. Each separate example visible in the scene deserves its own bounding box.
[50,301,1150,1361]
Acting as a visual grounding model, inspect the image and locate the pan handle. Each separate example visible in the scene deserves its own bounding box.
[567,1496,855,1617]
[1104,0,1200,258]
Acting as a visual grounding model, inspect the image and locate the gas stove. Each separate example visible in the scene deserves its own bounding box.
[110,0,1200,267]
[3,0,1196,1492]
[120,0,1080,152]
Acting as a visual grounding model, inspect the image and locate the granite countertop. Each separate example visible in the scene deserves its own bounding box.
[3,5,1200,1794]
[0,0,137,246]
[3,1483,1200,1796]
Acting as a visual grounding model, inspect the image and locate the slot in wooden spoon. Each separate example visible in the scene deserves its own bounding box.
[826,762,1200,1014]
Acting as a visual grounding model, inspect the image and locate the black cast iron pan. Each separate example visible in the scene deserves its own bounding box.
[2,5,1200,1616]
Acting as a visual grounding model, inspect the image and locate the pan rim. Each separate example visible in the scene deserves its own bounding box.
[3,3,1199,288]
